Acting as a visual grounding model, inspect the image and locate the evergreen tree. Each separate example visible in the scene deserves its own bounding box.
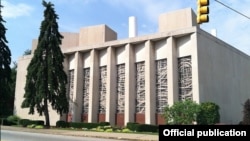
[22,0,68,127]
[0,2,12,117]
[242,99,250,125]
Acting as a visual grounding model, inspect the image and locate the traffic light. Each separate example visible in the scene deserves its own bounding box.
[197,0,209,24]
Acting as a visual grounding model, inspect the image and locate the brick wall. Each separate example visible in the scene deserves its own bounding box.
[156,114,165,125]
[135,113,145,124]
[98,113,105,122]
[66,114,72,122]
[82,114,88,122]
[116,113,124,127]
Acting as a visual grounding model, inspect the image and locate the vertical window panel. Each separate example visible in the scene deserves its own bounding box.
[178,56,192,101]
[156,59,167,113]
[135,62,145,113]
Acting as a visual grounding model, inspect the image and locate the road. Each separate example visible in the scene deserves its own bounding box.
[1,130,127,141]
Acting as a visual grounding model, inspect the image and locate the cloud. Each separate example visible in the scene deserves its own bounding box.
[203,0,250,55]
[2,1,34,18]
[104,0,189,24]
[102,0,196,37]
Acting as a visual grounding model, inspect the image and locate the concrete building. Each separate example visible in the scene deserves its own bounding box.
[14,8,250,126]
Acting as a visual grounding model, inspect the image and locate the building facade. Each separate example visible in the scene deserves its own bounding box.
[14,8,250,126]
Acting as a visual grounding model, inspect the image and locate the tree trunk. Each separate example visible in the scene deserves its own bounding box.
[44,98,50,128]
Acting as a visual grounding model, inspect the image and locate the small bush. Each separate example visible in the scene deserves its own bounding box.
[103,125,112,130]
[56,120,68,128]
[19,119,31,127]
[122,128,132,133]
[136,124,158,132]
[69,122,100,129]
[105,128,113,132]
[97,128,105,132]
[126,122,139,131]
[31,120,44,126]
[1,118,12,126]
[7,115,21,125]
[116,129,122,132]
[239,121,243,125]
[197,102,220,125]
[35,125,44,129]
[99,122,110,126]
[112,126,122,132]
[164,100,200,125]
[242,99,250,125]
[27,124,36,128]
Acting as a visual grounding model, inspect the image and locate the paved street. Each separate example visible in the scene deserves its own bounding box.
[1,130,125,141]
[1,126,158,141]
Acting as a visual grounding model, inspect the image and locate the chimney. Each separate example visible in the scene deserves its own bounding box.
[211,29,217,37]
[129,16,137,37]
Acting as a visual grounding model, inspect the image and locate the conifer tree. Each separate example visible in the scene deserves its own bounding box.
[242,99,250,125]
[22,0,68,127]
[0,1,12,117]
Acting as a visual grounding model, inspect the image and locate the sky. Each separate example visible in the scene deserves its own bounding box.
[2,0,250,64]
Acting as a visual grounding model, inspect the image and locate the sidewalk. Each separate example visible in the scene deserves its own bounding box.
[1,126,158,141]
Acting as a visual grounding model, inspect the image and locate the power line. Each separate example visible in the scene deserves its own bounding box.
[214,0,250,20]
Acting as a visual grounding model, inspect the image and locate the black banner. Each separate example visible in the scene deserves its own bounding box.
[159,125,250,140]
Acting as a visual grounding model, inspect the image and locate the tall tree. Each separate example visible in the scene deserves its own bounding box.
[22,0,68,127]
[0,1,12,117]
[242,99,250,125]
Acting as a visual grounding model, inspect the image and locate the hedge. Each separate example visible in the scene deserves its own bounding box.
[19,119,31,127]
[68,122,100,129]
[56,120,69,128]
[19,119,44,127]
[126,122,158,132]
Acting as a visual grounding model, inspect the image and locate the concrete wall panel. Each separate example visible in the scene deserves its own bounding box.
[99,49,107,66]
[197,30,250,124]
[116,47,126,64]
[135,43,145,62]
[69,54,75,70]
[83,52,91,68]
[155,39,167,60]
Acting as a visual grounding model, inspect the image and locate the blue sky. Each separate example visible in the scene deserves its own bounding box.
[2,0,250,64]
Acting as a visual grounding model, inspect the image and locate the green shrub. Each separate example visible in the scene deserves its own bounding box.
[126,122,139,131]
[112,126,121,132]
[126,122,158,132]
[27,124,36,128]
[31,120,44,125]
[105,128,113,132]
[136,124,158,132]
[96,128,105,132]
[164,100,200,125]
[116,129,122,132]
[103,125,112,130]
[7,115,21,125]
[197,102,220,125]
[1,118,12,126]
[239,121,244,125]
[56,120,68,128]
[96,125,113,131]
[19,119,31,127]
[19,119,44,127]
[69,122,100,129]
[99,122,110,126]
[35,125,44,129]
[242,99,250,125]
[68,122,84,128]
[122,128,132,133]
